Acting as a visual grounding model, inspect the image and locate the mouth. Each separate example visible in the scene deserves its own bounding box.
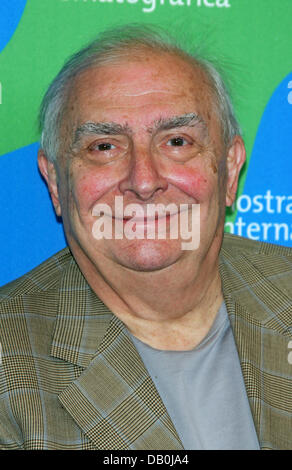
[91,203,199,246]
[120,213,175,224]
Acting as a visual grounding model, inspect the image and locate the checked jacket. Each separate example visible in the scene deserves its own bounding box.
[0,233,292,450]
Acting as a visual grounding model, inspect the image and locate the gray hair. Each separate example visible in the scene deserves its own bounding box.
[39,24,241,163]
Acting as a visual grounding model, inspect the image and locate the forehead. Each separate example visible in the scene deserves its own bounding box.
[66,52,215,128]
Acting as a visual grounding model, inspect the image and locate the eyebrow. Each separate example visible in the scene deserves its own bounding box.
[72,121,131,148]
[72,112,207,149]
[150,112,207,133]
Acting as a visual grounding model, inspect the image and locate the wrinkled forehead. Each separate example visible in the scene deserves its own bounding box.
[60,51,222,150]
[72,52,213,103]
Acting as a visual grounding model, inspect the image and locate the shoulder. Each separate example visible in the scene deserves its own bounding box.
[0,247,72,304]
[0,247,74,361]
[221,232,292,259]
[0,246,74,381]
[220,233,292,314]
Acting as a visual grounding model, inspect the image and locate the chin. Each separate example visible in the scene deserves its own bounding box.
[111,239,183,272]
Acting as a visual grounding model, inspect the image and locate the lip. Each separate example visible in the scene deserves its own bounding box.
[110,209,189,221]
[120,213,178,224]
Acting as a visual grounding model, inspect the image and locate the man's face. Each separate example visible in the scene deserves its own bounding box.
[41,52,244,273]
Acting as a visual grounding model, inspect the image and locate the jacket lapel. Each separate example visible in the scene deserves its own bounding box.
[220,240,292,450]
[51,255,183,450]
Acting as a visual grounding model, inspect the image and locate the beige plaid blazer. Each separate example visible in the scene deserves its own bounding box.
[0,233,291,450]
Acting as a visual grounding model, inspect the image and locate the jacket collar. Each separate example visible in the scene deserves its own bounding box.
[220,236,292,336]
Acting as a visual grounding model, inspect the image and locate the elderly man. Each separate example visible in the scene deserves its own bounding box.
[0,25,291,451]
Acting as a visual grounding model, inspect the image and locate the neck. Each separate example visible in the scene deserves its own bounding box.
[68,232,224,350]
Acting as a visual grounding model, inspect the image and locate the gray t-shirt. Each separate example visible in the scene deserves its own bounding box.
[129,302,260,450]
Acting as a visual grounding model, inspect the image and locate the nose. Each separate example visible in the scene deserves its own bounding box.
[119,147,168,201]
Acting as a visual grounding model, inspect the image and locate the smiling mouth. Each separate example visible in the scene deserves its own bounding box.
[104,207,189,222]
[115,213,181,224]
[91,203,200,249]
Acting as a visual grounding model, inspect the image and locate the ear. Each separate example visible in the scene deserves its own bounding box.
[38,149,62,217]
[225,136,246,207]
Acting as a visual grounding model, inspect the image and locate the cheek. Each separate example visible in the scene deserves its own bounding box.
[69,167,118,210]
[167,164,215,201]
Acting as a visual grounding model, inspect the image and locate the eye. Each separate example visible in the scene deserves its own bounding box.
[166,136,189,147]
[90,142,116,152]
[85,138,127,164]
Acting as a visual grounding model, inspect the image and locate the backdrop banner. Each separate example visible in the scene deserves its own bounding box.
[0,0,291,285]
